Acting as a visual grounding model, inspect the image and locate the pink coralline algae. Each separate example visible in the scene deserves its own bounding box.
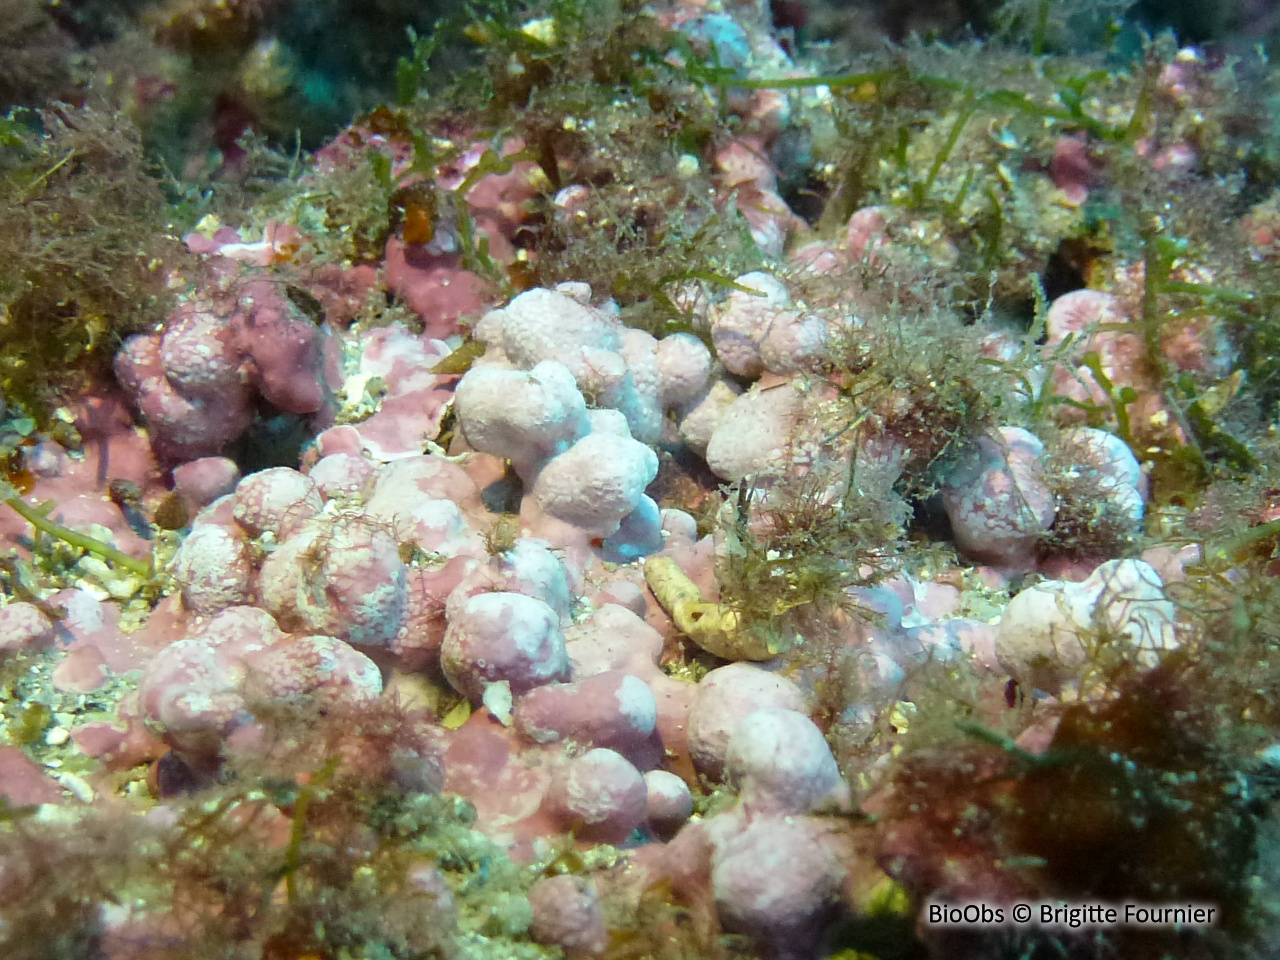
[231,466,323,540]
[453,360,591,482]
[687,662,809,781]
[996,558,1178,694]
[470,283,710,446]
[257,514,408,647]
[12,10,1273,955]
[706,813,847,957]
[528,875,609,958]
[138,606,381,760]
[116,278,338,464]
[942,426,1055,570]
[708,271,828,379]
[440,592,571,702]
[0,602,56,655]
[513,670,660,767]
[529,432,659,539]
[724,707,848,816]
[168,523,254,616]
[543,747,649,843]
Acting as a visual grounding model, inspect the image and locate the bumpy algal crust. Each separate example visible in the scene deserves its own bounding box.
[942,427,1055,569]
[441,591,571,702]
[477,285,716,445]
[531,433,659,537]
[493,286,623,378]
[724,707,845,816]
[679,378,743,457]
[542,747,648,843]
[655,332,713,409]
[445,537,573,624]
[704,380,804,481]
[139,606,381,759]
[996,558,1177,693]
[232,467,323,539]
[116,280,336,464]
[454,360,590,481]
[170,524,254,616]
[709,271,792,378]
[688,663,808,780]
[294,518,408,647]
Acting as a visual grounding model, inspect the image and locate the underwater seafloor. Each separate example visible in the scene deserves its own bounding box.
[7,0,1280,958]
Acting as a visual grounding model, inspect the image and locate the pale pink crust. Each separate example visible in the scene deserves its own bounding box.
[294,518,407,647]
[110,331,160,399]
[115,332,253,461]
[704,380,804,481]
[709,272,792,378]
[513,670,658,765]
[715,145,800,258]
[137,608,281,757]
[453,360,590,482]
[615,328,664,444]
[391,557,477,672]
[724,707,845,816]
[528,875,608,958]
[192,496,238,532]
[468,286,696,445]
[140,642,254,762]
[159,301,245,400]
[996,558,1176,693]
[678,378,743,457]
[565,604,665,680]
[369,495,482,560]
[383,238,490,340]
[543,747,648,843]
[592,576,648,617]
[688,663,808,781]
[600,494,665,564]
[942,427,1055,570]
[230,279,331,416]
[1160,312,1235,377]
[1041,288,1185,448]
[760,312,828,375]
[1049,135,1100,207]
[255,516,407,647]
[369,454,483,517]
[52,646,110,694]
[0,602,55,654]
[845,206,888,262]
[172,457,241,509]
[365,457,486,559]
[643,769,693,839]
[790,240,844,276]
[1044,289,1127,348]
[441,592,570,702]
[249,634,383,704]
[232,467,323,539]
[315,425,364,458]
[192,605,286,652]
[494,287,623,381]
[445,538,572,624]
[530,433,659,538]
[356,324,450,398]
[654,332,713,410]
[710,816,846,953]
[1054,426,1146,524]
[114,274,340,465]
[169,524,254,617]
[307,452,376,501]
[139,607,381,759]
[255,521,323,627]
